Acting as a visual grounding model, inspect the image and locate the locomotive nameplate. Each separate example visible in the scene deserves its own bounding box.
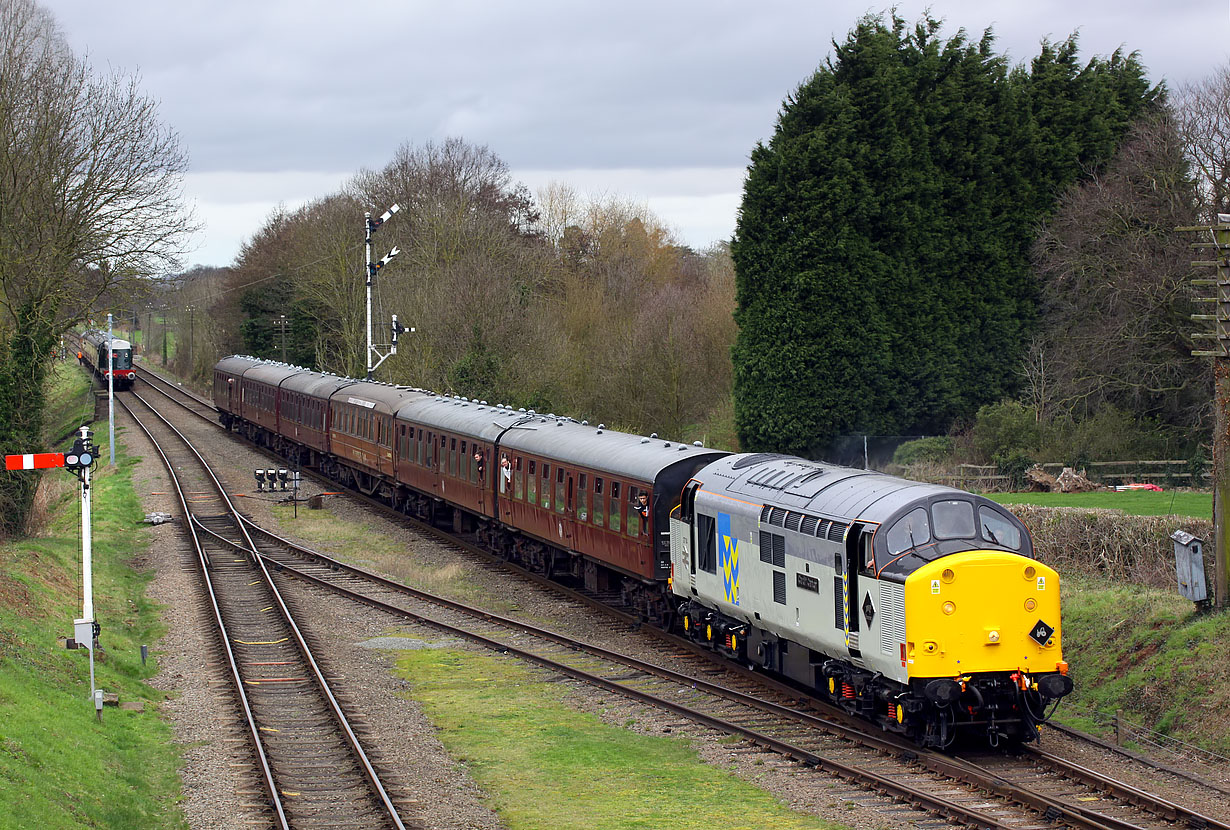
[796,573,819,593]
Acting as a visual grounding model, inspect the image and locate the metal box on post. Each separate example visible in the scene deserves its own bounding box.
[1170,530,1209,603]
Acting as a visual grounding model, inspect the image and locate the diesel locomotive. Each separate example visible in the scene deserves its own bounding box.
[81,329,135,390]
[212,355,1072,747]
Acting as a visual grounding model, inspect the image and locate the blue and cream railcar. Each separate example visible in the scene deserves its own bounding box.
[671,453,1072,746]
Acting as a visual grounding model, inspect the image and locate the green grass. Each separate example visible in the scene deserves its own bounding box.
[988,489,1211,520]
[0,375,186,829]
[397,646,846,830]
[1054,577,1230,754]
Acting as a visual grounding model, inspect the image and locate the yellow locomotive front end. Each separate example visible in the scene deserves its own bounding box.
[902,550,1072,745]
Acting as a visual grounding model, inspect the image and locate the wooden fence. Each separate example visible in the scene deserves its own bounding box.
[938,460,1208,490]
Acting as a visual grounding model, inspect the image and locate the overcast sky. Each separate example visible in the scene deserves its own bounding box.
[45,1,1230,268]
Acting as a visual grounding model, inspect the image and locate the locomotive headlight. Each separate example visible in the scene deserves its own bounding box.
[1024,598,1037,612]
[942,601,956,615]
[1024,565,1036,580]
[941,568,955,583]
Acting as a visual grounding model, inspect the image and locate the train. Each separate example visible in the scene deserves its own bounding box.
[80,330,135,390]
[213,355,1072,747]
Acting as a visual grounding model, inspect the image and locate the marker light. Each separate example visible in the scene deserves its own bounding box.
[942,601,956,615]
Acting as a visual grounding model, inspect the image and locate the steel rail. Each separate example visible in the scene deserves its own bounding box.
[119,390,408,830]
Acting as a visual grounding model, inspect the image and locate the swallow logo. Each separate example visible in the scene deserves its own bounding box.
[718,512,739,606]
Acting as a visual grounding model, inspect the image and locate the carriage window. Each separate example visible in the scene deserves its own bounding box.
[979,507,1022,550]
[515,456,524,500]
[886,508,931,555]
[555,468,566,513]
[593,477,604,526]
[933,500,976,540]
[626,487,642,537]
[609,482,621,533]
[426,432,434,466]
[578,476,589,521]
[527,465,537,504]
[541,464,551,509]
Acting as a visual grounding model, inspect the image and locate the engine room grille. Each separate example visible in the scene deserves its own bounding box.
[827,521,848,542]
[879,583,906,653]
[785,511,802,533]
[773,570,787,604]
[759,531,785,567]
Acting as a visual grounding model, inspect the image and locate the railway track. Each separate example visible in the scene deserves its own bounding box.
[121,362,1230,829]
[119,386,413,830]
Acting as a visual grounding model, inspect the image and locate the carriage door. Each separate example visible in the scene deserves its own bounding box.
[843,523,873,659]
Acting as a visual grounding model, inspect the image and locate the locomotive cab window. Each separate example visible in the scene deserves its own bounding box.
[978,507,1022,550]
[886,507,930,555]
[696,513,717,574]
[933,500,975,540]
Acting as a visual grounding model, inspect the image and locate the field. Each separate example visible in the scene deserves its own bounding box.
[988,489,1211,520]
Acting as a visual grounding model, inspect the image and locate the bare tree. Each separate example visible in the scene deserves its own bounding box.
[1175,65,1230,218]
[0,0,192,535]
[1029,115,1208,430]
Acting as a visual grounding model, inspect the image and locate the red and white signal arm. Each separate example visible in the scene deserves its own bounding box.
[5,452,65,471]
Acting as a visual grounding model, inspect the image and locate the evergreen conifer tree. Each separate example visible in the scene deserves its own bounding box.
[731,13,1158,456]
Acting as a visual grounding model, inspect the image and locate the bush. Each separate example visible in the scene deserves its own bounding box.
[892,436,953,467]
[971,400,1040,462]
[993,450,1035,490]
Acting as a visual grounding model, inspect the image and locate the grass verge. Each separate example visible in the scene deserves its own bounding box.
[989,489,1210,520]
[0,366,186,829]
[1055,576,1230,755]
[397,645,847,830]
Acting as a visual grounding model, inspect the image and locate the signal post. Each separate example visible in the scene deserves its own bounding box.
[1185,217,1230,609]
[5,428,102,714]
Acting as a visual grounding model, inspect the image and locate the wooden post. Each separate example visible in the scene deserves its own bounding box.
[1183,219,1230,609]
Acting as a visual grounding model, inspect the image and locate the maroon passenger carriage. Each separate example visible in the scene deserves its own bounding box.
[213,356,727,621]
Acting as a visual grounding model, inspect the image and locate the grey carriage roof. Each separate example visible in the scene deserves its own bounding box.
[396,398,727,482]
[218,356,428,412]
[701,453,975,525]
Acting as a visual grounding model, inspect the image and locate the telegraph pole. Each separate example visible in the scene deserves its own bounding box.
[1185,215,1230,608]
[365,204,401,380]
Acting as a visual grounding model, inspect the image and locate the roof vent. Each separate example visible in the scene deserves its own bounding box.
[528,409,536,416]
[640,438,650,444]
[581,420,588,426]
[693,441,703,447]
[650,433,658,439]
[664,442,671,447]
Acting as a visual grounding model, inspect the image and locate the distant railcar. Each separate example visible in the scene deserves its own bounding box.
[81,330,134,390]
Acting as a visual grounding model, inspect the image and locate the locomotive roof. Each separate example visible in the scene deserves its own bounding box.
[701,453,974,525]
[82,330,132,350]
